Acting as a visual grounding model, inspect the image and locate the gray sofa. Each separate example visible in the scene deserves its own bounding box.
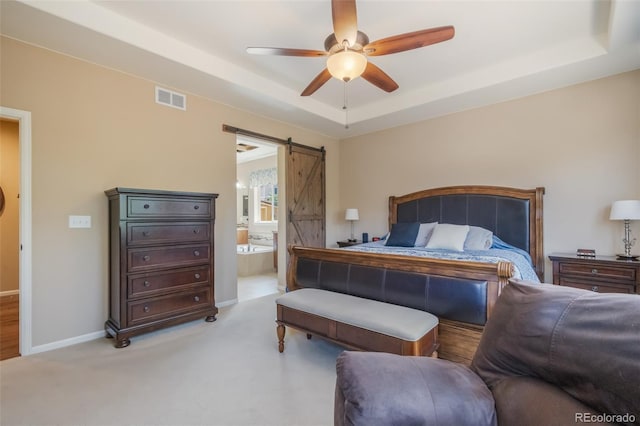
[335,279,640,426]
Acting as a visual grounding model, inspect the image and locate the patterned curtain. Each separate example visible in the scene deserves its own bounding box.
[249,167,277,188]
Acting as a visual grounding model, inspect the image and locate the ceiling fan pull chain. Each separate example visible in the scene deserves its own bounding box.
[343,81,349,129]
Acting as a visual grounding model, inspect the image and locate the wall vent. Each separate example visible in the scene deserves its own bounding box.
[155,86,186,111]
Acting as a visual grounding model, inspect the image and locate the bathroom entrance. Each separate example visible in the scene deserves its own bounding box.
[236,135,279,300]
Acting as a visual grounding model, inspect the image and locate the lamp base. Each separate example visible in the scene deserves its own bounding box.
[615,254,639,261]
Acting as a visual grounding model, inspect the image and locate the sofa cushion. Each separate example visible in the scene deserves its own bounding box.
[276,288,438,341]
[492,377,608,426]
[472,279,640,422]
[335,351,496,426]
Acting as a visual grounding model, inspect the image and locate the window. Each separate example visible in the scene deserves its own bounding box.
[249,167,278,223]
[256,183,278,222]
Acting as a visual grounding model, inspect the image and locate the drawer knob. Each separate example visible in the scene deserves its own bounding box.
[194,205,200,210]
[591,286,599,292]
[143,305,150,312]
[142,231,150,237]
[194,296,200,302]
[193,228,200,234]
[143,204,150,209]
[591,269,598,275]
[143,255,151,261]
[143,280,151,287]
[194,273,201,279]
[194,250,200,257]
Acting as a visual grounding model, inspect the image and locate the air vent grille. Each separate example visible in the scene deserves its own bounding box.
[155,86,186,111]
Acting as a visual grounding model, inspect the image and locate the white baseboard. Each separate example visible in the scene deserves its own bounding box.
[0,289,20,297]
[27,302,236,355]
[216,298,238,308]
[30,330,104,355]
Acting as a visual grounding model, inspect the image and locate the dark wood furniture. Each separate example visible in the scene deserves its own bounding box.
[337,240,360,247]
[276,289,439,357]
[549,253,639,294]
[104,188,218,348]
[287,185,545,364]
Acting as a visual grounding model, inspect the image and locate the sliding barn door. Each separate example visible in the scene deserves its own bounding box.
[286,144,325,249]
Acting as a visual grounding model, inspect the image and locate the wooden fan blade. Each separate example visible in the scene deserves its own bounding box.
[364,26,455,56]
[247,47,327,57]
[361,62,399,93]
[332,0,358,47]
[301,68,332,96]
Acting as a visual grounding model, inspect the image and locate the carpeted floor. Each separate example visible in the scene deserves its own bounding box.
[0,292,345,426]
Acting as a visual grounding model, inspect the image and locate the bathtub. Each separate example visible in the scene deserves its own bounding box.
[237,244,272,253]
[237,244,275,276]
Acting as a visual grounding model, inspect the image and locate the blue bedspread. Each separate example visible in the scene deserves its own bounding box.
[341,241,540,282]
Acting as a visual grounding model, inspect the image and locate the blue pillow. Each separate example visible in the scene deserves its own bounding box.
[385,222,420,247]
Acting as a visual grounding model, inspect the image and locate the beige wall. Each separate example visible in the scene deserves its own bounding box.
[0,37,339,347]
[0,119,20,292]
[2,32,638,348]
[340,70,640,281]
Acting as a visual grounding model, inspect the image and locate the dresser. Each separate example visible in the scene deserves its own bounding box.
[104,188,218,348]
[549,253,639,294]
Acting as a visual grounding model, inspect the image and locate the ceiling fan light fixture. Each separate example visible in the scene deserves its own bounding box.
[327,50,367,82]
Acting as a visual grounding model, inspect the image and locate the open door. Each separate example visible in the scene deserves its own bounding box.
[286,144,325,248]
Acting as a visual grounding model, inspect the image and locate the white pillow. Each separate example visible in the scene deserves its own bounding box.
[414,222,438,247]
[426,224,470,251]
[464,226,493,250]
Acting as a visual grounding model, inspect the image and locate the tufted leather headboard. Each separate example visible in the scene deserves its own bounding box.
[389,186,545,280]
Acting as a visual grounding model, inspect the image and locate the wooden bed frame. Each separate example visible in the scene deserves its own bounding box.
[286,185,545,364]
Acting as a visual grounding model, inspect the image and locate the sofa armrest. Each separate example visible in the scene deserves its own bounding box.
[335,351,496,426]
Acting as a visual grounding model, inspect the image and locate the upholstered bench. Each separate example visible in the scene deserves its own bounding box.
[275,288,439,357]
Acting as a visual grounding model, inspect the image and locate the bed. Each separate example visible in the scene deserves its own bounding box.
[286,185,545,364]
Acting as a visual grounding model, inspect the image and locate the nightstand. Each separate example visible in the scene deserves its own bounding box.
[337,240,360,248]
[548,253,639,294]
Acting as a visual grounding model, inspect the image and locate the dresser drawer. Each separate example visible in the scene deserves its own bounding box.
[127,222,210,245]
[128,266,210,298]
[128,286,212,325]
[127,196,211,218]
[558,277,635,294]
[128,244,210,272]
[558,262,636,283]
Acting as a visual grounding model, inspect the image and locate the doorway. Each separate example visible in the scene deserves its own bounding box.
[236,135,279,301]
[0,107,32,357]
[0,118,19,359]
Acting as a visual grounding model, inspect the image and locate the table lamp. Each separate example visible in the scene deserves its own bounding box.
[609,200,640,260]
[345,208,359,242]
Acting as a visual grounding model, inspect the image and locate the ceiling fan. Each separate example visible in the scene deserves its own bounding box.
[247,0,454,96]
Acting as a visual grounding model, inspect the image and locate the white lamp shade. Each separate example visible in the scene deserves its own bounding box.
[610,200,640,220]
[345,208,359,221]
[327,50,367,82]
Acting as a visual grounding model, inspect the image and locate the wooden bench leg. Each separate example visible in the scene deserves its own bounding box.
[277,323,286,353]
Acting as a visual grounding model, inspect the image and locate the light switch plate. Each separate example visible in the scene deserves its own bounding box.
[69,215,91,228]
